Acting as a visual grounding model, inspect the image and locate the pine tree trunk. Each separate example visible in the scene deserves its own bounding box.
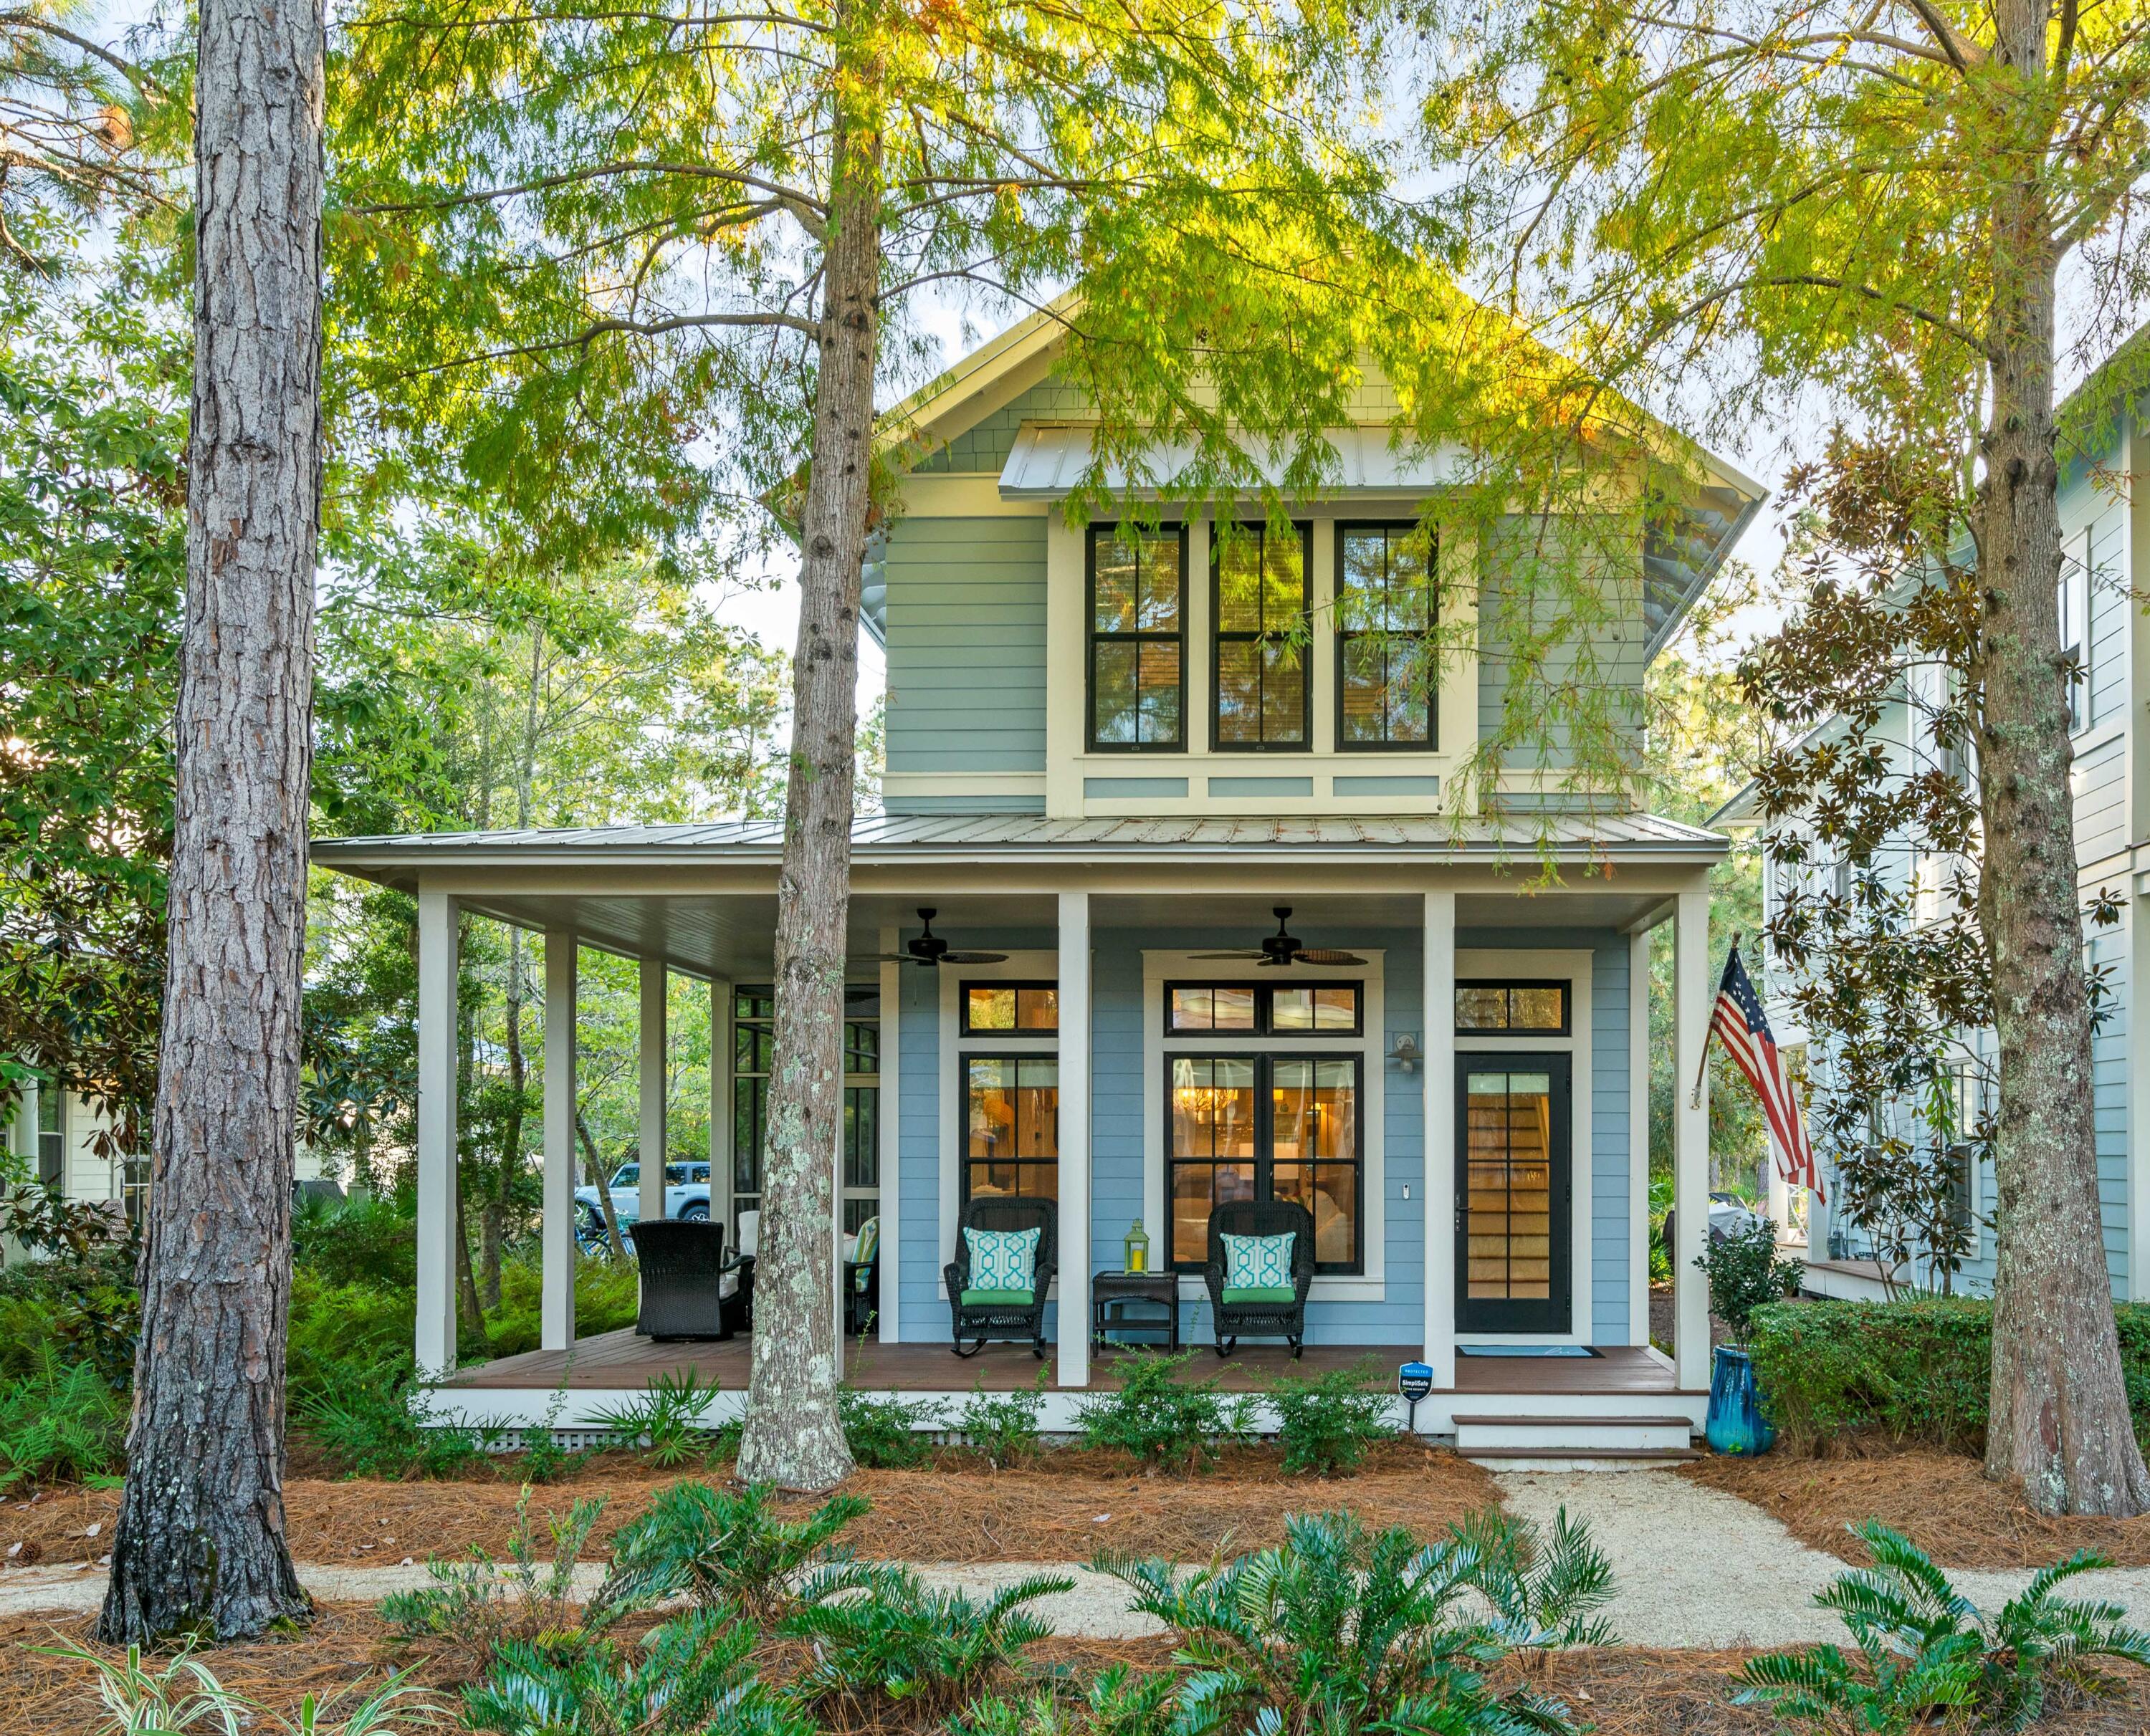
[735,52,881,1492]
[1977,0,2150,1518]
[96,0,321,1644]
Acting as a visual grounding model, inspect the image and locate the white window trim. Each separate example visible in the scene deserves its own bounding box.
[1451,947,1595,1347]
[1141,948,1387,1304]
[938,949,1062,1275]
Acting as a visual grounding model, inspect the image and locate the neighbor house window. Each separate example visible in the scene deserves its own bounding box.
[1337,523,1436,747]
[1454,981,1570,1035]
[964,1056,1059,1202]
[34,1081,62,1187]
[1167,1054,1361,1271]
[1089,524,1185,750]
[2060,529,2091,733]
[1213,521,1310,749]
[962,982,1059,1035]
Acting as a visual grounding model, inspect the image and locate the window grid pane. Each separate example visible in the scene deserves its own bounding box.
[1338,524,1436,747]
[1213,523,1308,748]
[1090,526,1185,749]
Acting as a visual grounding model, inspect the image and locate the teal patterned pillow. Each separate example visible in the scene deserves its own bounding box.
[1221,1230,1295,1290]
[965,1224,1041,1293]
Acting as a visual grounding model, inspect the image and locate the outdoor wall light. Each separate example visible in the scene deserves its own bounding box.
[1386,1034,1422,1073]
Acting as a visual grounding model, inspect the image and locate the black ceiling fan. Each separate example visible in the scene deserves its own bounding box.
[876,908,1009,969]
[1191,907,1365,968]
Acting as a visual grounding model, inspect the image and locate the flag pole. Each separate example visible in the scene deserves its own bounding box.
[1688,933,1738,1110]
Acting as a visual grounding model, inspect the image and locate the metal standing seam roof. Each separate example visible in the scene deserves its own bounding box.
[312,810,1728,863]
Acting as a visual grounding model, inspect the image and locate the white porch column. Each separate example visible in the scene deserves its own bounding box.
[1057,890,1091,1388]
[543,929,578,1351]
[1628,927,1652,1346]
[1422,891,1457,1390]
[877,931,901,1342]
[639,959,667,1229]
[709,977,733,1241]
[1673,884,1712,1389]
[415,890,460,1378]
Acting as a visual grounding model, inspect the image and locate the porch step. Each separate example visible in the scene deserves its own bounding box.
[1453,1411,1697,1457]
[1460,1444,1704,1469]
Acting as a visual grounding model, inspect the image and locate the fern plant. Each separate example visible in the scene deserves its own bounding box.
[45,1640,439,1735]
[1098,1510,1577,1736]
[0,1347,128,1492]
[1448,1506,1618,1663]
[1737,1520,2150,1732]
[461,1606,810,1736]
[783,1560,1073,1718]
[588,1368,723,1467]
[598,1479,866,1621]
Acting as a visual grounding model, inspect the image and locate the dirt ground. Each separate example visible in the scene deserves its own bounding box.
[1,1440,1500,1572]
[1686,1447,2150,1570]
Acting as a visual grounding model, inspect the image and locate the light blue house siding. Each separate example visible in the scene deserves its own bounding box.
[889,924,1633,1346]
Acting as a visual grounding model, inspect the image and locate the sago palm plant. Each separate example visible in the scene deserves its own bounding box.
[597,1478,866,1621]
[1448,1506,1618,1664]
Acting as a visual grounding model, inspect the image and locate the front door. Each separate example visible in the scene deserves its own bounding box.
[1455,1054,1572,1335]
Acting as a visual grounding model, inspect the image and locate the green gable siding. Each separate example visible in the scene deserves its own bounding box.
[883,515,1048,787]
[910,377,1091,474]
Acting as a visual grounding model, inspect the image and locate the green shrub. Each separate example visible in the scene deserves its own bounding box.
[1696,1217,1802,1342]
[297,1375,504,1479]
[287,1270,414,1406]
[487,1255,639,1358]
[600,1480,866,1621]
[1736,1521,2150,1732]
[1266,1360,1396,1475]
[957,1373,1046,1469]
[590,1368,725,1467]
[840,1386,945,1468]
[1098,1510,1579,1736]
[1074,1351,1255,1472]
[0,1348,128,1492]
[291,1191,418,1292]
[1746,1297,2150,1452]
[785,1561,1072,1720]
[381,1486,616,1665]
[0,1242,140,1386]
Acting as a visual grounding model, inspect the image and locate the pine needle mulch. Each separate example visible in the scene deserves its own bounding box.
[1685,1448,2150,1569]
[1,1441,1500,1572]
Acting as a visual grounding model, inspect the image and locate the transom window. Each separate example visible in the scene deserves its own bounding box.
[1088,524,1185,750]
[1455,980,1570,1035]
[964,1056,1059,1202]
[1337,522,1437,748]
[962,982,1059,1034]
[1167,982,1361,1035]
[1213,521,1311,750]
[1167,1054,1362,1271]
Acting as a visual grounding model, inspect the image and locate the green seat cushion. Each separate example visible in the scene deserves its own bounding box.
[961,1287,1036,1307]
[1221,1285,1298,1305]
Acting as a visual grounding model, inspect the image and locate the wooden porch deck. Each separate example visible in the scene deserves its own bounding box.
[443,1327,1687,1397]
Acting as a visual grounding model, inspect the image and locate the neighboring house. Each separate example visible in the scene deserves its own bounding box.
[1716,358,2149,1305]
[315,304,1767,1459]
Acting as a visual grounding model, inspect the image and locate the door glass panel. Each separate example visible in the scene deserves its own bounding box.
[1465,1070,1552,1301]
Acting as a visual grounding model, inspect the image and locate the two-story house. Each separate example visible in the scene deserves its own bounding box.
[1718,347,2149,1305]
[316,305,1767,1461]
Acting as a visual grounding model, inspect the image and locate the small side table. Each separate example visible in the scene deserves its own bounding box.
[1092,1269,1179,1353]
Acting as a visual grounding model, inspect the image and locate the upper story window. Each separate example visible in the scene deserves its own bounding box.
[1337,523,1437,749]
[1213,521,1311,750]
[1089,524,1185,751]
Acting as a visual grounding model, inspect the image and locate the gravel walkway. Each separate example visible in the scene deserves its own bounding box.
[13,1469,2150,1646]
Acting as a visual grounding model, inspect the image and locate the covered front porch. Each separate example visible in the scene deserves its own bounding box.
[314,812,1726,1454]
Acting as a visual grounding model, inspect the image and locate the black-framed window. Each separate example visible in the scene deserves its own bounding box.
[735,982,881,1231]
[1455,980,1570,1035]
[1166,981,1362,1037]
[1337,522,1437,748]
[1088,524,1185,750]
[962,982,1059,1035]
[1167,1052,1362,1272]
[963,1055,1059,1203]
[1213,520,1311,750]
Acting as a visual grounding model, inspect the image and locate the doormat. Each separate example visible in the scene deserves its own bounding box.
[1456,1344,1601,1358]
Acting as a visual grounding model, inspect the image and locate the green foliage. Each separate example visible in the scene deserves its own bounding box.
[1746,1298,2150,1454]
[1737,1522,2150,1733]
[599,1480,866,1622]
[950,1664,1177,1736]
[1448,1507,1618,1656]
[784,1563,1072,1719]
[462,1606,811,1736]
[839,1386,945,1469]
[0,1234,140,1386]
[0,1346,128,1492]
[297,1376,503,1480]
[287,1270,416,1407]
[1266,1360,1398,1476]
[957,1373,1047,1469]
[1074,1352,1256,1472]
[381,1486,613,1661]
[487,1255,639,1359]
[47,1638,438,1735]
[1695,1217,1802,1343]
[588,1368,724,1468]
[1099,1510,1578,1736]
[291,1192,419,1293]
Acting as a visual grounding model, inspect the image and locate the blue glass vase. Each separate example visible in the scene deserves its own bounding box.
[1705,1345,1775,1455]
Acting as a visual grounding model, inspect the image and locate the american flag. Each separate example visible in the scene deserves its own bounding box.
[1709,943,1822,1202]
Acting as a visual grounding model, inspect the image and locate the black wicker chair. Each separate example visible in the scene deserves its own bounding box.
[630,1218,745,1341]
[943,1197,1056,1358]
[843,1216,882,1337]
[1203,1199,1316,1358]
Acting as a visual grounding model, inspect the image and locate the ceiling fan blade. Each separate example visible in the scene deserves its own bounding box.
[1293,949,1367,966]
[867,952,914,962]
[1188,951,1268,960]
[937,950,1009,964]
